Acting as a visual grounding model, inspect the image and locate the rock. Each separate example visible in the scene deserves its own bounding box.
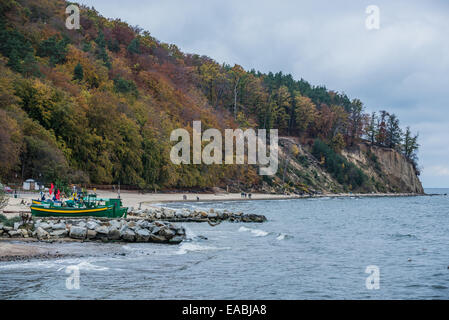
[86,230,97,239]
[20,229,29,238]
[69,226,87,240]
[127,221,137,230]
[149,234,166,243]
[0,230,4,236]
[13,222,22,230]
[159,227,175,239]
[153,221,166,227]
[151,226,161,235]
[200,211,208,217]
[176,228,186,236]
[8,230,21,238]
[50,229,68,238]
[135,229,150,242]
[86,221,99,230]
[168,235,184,244]
[121,229,135,242]
[38,222,51,231]
[207,212,218,219]
[76,221,87,228]
[52,223,66,230]
[108,229,121,240]
[3,226,12,232]
[0,223,3,230]
[109,220,121,230]
[95,226,109,235]
[36,227,50,240]
[163,209,175,218]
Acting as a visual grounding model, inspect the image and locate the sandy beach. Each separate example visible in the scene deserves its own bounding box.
[1,190,424,218]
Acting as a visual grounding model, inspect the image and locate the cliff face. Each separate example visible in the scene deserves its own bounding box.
[343,143,424,194]
[260,138,423,194]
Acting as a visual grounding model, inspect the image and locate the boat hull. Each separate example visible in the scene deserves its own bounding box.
[31,205,127,218]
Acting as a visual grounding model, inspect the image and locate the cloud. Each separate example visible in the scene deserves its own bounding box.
[77,0,449,187]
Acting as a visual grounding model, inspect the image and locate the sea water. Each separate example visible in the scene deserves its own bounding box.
[0,188,448,299]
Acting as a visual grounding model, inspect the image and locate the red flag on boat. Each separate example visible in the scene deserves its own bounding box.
[49,183,54,195]
[56,189,61,200]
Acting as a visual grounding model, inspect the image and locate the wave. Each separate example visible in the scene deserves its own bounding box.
[238,226,269,237]
[175,243,230,255]
[0,257,109,272]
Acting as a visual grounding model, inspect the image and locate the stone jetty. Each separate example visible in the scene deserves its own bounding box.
[0,218,185,244]
[129,207,267,223]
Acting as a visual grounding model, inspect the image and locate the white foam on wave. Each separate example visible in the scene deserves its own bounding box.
[238,226,269,237]
[276,233,286,240]
[0,257,109,272]
[183,226,198,240]
[175,243,230,255]
[56,260,109,272]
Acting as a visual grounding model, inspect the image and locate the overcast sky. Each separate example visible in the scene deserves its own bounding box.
[78,0,449,188]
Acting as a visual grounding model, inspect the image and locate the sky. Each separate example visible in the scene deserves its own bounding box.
[78,0,449,188]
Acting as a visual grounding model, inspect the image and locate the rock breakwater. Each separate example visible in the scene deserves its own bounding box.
[0,218,185,244]
[129,207,267,223]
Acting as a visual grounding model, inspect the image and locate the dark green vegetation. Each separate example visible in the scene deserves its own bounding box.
[0,0,420,192]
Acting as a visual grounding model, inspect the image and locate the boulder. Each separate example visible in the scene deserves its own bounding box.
[109,220,121,230]
[69,226,87,240]
[151,226,161,235]
[8,230,21,238]
[108,229,121,240]
[0,223,3,230]
[86,221,99,230]
[76,221,87,228]
[3,226,12,232]
[50,229,68,238]
[163,209,175,218]
[149,234,166,243]
[36,227,50,240]
[38,222,51,231]
[176,227,186,236]
[207,212,218,219]
[159,227,175,239]
[13,222,22,230]
[86,230,97,239]
[168,235,184,244]
[0,230,4,236]
[19,229,29,238]
[95,226,109,235]
[135,228,150,242]
[121,229,135,242]
[127,221,137,230]
[52,223,66,230]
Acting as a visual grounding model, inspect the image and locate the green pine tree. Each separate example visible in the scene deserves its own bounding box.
[73,62,84,81]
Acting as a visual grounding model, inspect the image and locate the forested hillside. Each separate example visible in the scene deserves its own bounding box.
[0,0,421,193]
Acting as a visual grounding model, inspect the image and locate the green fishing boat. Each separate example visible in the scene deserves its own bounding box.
[31,194,128,218]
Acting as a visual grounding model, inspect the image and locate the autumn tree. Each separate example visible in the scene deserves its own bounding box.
[346,99,364,146]
[294,92,317,135]
[385,113,402,149]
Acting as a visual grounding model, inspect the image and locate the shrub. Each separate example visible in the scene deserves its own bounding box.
[312,139,367,189]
